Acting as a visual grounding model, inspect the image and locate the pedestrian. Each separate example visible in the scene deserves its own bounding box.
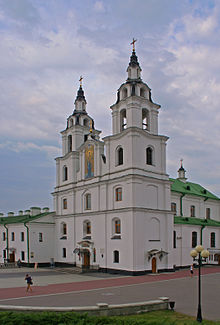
[17,259,21,268]
[190,264,194,278]
[25,274,33,292]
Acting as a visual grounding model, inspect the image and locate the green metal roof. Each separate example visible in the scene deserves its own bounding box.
[174,216,220,227]
[170,178,220,201]
[0,212,54,225]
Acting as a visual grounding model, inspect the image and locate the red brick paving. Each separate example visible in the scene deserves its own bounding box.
[0,266,219,301]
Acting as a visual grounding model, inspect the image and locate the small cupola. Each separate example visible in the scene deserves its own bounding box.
[127,38,142,80]
[177,159,187,183]
[74,76,87,112]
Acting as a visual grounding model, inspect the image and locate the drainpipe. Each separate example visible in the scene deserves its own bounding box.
[200,225,205,245]
[24,222,30,265]
[180,194,185,216]
[3,224,9,261]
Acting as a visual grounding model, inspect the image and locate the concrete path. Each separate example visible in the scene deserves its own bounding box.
[0,266,220,321]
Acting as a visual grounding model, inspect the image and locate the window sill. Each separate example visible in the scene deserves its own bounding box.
[111,235,121,240]
[149,239,160,242]
[60,236,67,240]
[83,235,91,240]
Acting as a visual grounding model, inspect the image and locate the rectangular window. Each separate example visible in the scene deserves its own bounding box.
[173,231,176,249]
[192,231,197,248]
[85,194,91,210]
[206,208,211,219]
[21,251,25,261]
[115,220,121,234]
[211,232,215,248]
[190,205,195,217]
[62,248,66,258]
[63,198,67,209]
[21,232,24,242]
[116,188,122,201]
[171,203,177,215]
[39,233,43,242]
[11,232,15,241]
[3,250,6,259]
[3,232,6,241]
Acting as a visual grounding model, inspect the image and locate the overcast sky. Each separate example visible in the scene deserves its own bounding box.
[0,0,220,214]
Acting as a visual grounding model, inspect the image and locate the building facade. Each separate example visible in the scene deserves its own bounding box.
[1,47,220,273]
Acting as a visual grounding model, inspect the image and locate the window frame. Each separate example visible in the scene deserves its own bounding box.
[11,232,15,241]
[21,232,24,242]
[85,193,91,210]
[206,208,211,219]
[210,232,215,248]
[146,147,153,165]
[190,205,195,217]
[62,247,67,258]
[39,232,43,243]
[63,198,67,210]
[115,187,122,201]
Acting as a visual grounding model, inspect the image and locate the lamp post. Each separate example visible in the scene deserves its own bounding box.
[190,245,209,323]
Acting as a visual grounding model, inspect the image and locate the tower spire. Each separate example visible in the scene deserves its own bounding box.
[127,38,142,80]
[74,76,87,112]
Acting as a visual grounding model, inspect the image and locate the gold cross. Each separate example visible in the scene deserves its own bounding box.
[130,38,137,51]
[180,159,183,167]
[79,76,83,87]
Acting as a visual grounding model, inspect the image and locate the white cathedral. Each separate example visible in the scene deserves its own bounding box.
[1,46,220,274]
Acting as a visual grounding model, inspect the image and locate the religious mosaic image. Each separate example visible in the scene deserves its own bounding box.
[85,144,94,178]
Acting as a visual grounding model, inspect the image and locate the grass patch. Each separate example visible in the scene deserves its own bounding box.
[0,310,219,325]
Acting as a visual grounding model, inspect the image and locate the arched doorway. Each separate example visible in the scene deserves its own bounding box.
[152,257,157,273]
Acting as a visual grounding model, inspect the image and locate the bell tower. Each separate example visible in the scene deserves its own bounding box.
[61,77,101,155]
[111,41,160,136]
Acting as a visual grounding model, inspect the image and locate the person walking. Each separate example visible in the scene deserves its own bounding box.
[190,264,194,278]
[25,274,33,292]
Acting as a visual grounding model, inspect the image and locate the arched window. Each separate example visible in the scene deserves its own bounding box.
[83,220,91,236]
[116,147,123,165]
[192,231,197,248]
[63,198,67,210]
[115,187,122,201]
[85,193,91,210]
[146,147,153,165]
[113,250,119,263]
[149,217,160,241]
[190,205,195,217]
[69,119,73,127]
[142,109,149,130]
[63,166,68,181]
[211,232,215,248]
[122,88,128,99]
[68,135,72,152]
[120,109,127,131]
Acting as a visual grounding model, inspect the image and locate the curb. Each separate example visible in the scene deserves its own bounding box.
[0,297,170,316]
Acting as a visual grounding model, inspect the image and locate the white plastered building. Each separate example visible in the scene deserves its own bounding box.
[1,48,220,273]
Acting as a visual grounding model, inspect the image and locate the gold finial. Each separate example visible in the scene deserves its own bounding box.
[130,38,137,51]
[90,120,93,133]
[79,75,83,87]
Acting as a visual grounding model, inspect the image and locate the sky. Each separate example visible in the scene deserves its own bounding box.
[0,0,220,215]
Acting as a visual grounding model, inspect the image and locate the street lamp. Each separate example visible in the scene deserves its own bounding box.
[190,245,209,323]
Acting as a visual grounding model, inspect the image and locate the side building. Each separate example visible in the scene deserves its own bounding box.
[172,164,220,267]
[0,207,55,266]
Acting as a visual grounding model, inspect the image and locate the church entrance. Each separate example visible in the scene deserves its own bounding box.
[152,257,157,273]
[83,251,90,268]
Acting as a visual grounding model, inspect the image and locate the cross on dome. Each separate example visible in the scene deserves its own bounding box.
[130,38,137,51]
[79,76,83,87]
